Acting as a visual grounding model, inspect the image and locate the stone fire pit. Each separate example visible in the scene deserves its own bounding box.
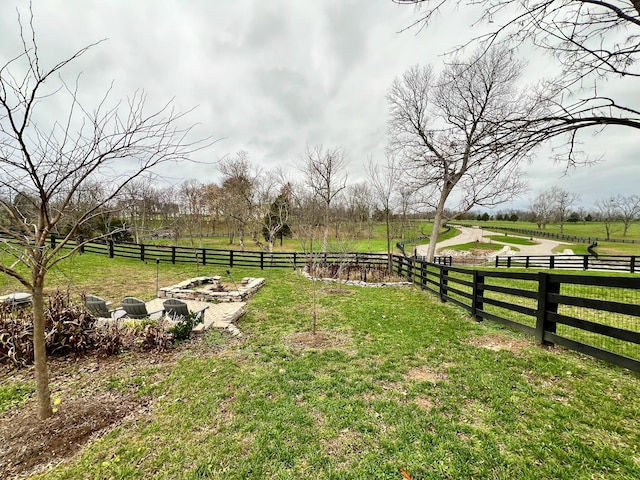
[159,276,265,303]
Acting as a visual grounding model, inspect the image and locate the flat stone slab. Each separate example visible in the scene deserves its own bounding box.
[145,298,246,337]
[0,292,32,306]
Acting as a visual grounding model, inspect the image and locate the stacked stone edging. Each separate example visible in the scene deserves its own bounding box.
[159,276,265,302]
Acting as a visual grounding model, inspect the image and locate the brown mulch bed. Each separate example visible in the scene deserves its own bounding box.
[0,391,151,478]
[0,334,231,479]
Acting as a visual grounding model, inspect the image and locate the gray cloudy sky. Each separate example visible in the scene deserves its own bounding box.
[1,0,638,211]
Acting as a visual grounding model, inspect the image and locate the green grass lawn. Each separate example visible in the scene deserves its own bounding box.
[483,235,538,246]
[0,251,637,479]
[445,241,512,252]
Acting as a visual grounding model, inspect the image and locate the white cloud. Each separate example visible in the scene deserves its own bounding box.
[0,0,636,209]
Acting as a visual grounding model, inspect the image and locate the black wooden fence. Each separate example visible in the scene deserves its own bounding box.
[495,254,639,273]
[455,224,640,245]
[51,235,394,270]
[6,235,640,371]
[396,258,640,372]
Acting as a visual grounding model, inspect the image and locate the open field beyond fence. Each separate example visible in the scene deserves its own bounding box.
[1,256,640,479]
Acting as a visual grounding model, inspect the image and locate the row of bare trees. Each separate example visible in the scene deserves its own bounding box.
[530,188,640,238]
[3,0,638,420]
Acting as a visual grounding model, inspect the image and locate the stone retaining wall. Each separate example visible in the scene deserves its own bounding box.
[159,276,265,302]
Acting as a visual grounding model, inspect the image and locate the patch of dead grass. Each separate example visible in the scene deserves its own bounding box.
[284,330,353,351]
[466,333,530,354]
[406,364,449,384]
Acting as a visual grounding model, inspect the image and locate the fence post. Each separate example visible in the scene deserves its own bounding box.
[229,250,234,268]
[507,257,511,268]
[260,251,264,270]
[525,256,530,269]
[550,256,555,269]
[407,258,413,282]
[202,248,207,266]
[631,256,635,274]
[171,246,176,264]
[471,270,484,321]
[140,244,145,262]
[420,261,426,290]
[108,240,114,258]
[78,236,84,254]
[439,266,448,302]
[495,256,499,268]
[293,252,297,270]
[583,255,588,270]
[50,234,56,249]
[535,272,559,345]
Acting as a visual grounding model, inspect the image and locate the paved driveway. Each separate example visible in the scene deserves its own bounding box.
[415,226,574,258]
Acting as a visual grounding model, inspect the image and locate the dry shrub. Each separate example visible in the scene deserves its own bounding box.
[308,263,404,283]
[0,290,121,367]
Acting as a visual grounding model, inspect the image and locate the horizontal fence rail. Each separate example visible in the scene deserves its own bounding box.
[401,259,640,372]
[454,223,640,245]
[3,235,640,372]
[38,235,396,270]
[495,255,639,273]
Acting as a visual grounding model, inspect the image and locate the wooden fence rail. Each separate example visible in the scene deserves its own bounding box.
[404,260,640,372]
[495,254,639,273]
[4,235,640,371]
[453,223,640,244]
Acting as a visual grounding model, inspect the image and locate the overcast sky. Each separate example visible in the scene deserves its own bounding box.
[1,0,638,212]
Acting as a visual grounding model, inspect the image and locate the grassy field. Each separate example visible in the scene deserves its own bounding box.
[2,253,640,479]
[145,222,436,254]
[160,220,640,256]
[464,220,640,255]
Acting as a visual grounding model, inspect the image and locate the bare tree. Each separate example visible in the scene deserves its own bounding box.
[595,196,620,240]
[118,179,158,243]
[387,48,542,261]
[345,181,375,247]
[179,179,207,248]
[300,144,348,253]
[0,14,210,419]
[530,189,555,230]
[549,186,580,234]
[217,151,260,249]
[261,181,293,252]
[394,0,640,165]
[366,154,402,270]
[614,195,640,236]
[201,182,223,234]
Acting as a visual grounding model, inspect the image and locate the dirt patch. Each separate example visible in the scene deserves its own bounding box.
[285,330,351,350]
[324,288,354,295]
[406,365,449,383]
[0,391,150,479]
[467,333,530,354]
[415,396,439,410]
[0,333,227,479]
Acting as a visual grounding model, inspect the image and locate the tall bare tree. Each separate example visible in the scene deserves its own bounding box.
[387,48,543,261]
[179,179,207,247]
[614,195,640,236]
[395,0,640,165]
[548,186,580,234]
[0,14,210,419]
[595,196,620,240]
[217,151,260,249]
[366,154,402,269]
[530,189,555,229]
[300,144,348,253]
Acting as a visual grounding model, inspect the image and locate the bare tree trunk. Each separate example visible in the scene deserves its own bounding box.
[386,210,393,272]
[322,204,329,253]
[426,195,448,262]
[32,277,52,420]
